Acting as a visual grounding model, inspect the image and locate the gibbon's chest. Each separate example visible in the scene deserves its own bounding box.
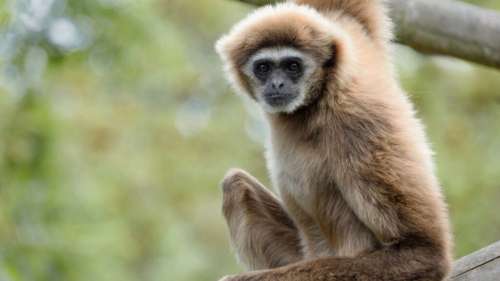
[266,140,378,257]
[266,139,332,215]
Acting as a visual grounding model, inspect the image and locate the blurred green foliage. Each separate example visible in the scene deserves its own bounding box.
[0,0,499,280]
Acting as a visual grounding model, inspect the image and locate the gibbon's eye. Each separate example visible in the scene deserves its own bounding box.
[254,61,273,78]
[282,58,303,76]
[287,62,300,72]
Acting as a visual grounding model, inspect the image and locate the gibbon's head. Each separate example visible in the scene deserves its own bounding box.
[216,3,355,114]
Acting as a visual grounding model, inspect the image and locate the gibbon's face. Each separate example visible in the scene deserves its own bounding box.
[242,47,319,114]
[216,4,348,114]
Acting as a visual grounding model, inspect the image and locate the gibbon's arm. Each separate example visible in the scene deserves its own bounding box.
[287,0,433,249]
[292,0,390,43]
[337,177,403,246]
[221,243,444,281]
[243,0,500,69]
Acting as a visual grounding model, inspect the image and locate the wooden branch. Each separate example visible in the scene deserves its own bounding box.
[451,241,500,280]
[233,0,500,69]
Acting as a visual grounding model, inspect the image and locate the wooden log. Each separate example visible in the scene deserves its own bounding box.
[451,241,500,280]
[233,0,500,69]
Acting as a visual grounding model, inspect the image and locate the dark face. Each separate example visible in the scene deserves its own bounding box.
[252,56,304,107]
[243,48,318,113]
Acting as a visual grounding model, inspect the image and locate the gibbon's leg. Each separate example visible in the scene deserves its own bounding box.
[219,174,450,281]
[221,169,303,270]
[221,242,448,281]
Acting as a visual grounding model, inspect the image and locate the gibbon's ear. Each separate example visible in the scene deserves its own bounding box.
[326,34,358,87]
[293,0,393,44]
[215,34,256,98]
[323,43,337,69]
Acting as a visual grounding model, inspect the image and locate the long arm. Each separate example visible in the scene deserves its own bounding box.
[235,0,500,69]
[224,246,446,281]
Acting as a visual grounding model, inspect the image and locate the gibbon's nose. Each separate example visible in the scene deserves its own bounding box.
[271,80,285,90]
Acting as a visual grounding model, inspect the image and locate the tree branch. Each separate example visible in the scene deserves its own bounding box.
[233,0,500,69]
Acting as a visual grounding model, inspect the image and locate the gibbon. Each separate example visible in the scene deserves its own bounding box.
[214,1,453,280]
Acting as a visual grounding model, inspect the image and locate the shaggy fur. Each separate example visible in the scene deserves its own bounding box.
[215,1,453,280]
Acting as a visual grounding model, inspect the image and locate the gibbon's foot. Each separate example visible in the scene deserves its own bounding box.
[218,275,240,281]
[217,271,271,281]
[218,275,233,281]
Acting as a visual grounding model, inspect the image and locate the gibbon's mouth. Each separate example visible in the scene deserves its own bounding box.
[264,92,298,107]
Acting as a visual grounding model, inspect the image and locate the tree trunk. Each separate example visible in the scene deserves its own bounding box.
[234,0,500,69]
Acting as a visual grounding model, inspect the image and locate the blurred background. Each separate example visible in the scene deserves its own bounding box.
[0,0,499,280]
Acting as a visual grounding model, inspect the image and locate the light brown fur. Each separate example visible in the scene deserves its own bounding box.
[215,1,453,280]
